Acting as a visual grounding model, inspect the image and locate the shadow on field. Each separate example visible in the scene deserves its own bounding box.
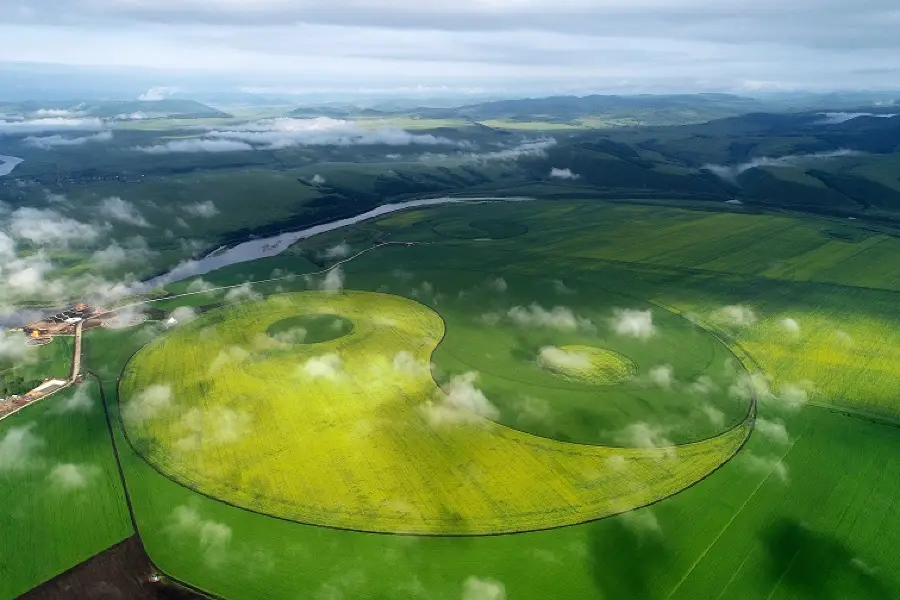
[762,519,895,600]
[586,514,672,600]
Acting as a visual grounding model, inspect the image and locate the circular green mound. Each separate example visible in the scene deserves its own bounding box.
[537,345,636,384]
[266,314,353,345]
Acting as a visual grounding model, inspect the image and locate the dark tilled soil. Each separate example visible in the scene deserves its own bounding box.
[20,536,205,600]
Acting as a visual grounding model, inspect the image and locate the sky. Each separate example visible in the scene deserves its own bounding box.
[1,0,899,97]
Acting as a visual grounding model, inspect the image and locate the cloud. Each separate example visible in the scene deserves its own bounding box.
[739,452,789,483]
[538,346,591,372]
[755,417,790,445]
[186,278,216,293]
[0,118,105,136]
[301,353,344,380]
[392,350,430,375]
[0,329,32,362]
[273,327,307,344]
[204,117,467,150]
[619,509,662,537]
[774,382,810,412]
[7,207,101,246]
[462,577,506,600]
[23,130,113,149]
[818,112,898,124]
[168,306,199,325]
[688,375,717,395]
[321,266,345,294]
[175,407,252,451]
[167,504,232,568]
[136,139,254,153]
[648,364,674,389]
[704,149,861,181]
[182,200,219,218]
[486,277,507,293]
[614,422,675,457]
[98,196,150,227]
[780,317,800,335]
[311,174,326,185]
[714,305,757,328]
[209,346,250,373]
[225,282,262,303]
[508,303,592,331]
[323,242,351,259]
[700,404,726,428]
[472,138,556,162]
[422,372,500,426]
[0,425,43,472]
[550,167,580,179]
[123,384,173,426]
[138,86,177,101]
[47,463,100,491]
[50,384,94,414]
[91,238,155,269]
[611,309,656,340]
[552,279,575,294]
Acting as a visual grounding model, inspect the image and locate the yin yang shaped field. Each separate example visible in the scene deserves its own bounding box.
[120,290,754,535]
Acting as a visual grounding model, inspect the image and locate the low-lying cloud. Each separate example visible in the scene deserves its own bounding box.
[0,424,44,472]
[321,266,345,294]
[123,384,173,426]
[740,452,789,483]
[818,112,898,125]
[0,117,105,136]
[713,305,757,328]
[167,504,232,568]
[550,167,580,179]
[611,309,656,340]
[23,131,112,150]
[182,201,219,218]
[614,422,675,458]
[47,463,101,491]
[422,372,500,427]
[462,577,506,600]
[136,138,254,154]
[508,303,592,332]
[538,346,591,372]
[99,196,150,227]
[301,353,344,380]
[704,149,860,181]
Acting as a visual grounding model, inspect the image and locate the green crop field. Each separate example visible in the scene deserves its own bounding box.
[8,197,900,599]
[0,380,132,599]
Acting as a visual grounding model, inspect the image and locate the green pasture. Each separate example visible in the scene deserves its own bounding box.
[0,380,131,599]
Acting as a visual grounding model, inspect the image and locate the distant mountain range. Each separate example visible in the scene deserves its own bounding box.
[0,99,231,120]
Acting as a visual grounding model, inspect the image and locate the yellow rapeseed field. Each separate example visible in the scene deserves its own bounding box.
[120,291,752,535]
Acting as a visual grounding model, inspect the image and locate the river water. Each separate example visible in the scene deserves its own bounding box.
[147,196,532,288]
[0,155,24,176]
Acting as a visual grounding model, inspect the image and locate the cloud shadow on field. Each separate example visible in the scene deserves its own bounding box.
[586,515,672,600]
[762,519,894,600]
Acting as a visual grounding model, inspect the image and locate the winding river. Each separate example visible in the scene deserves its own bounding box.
[147,196,532,287]
[0,155,24,177]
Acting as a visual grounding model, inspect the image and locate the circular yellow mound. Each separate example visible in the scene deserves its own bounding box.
[538,345,635,384]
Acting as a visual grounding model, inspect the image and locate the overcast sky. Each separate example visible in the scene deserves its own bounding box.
[1,0,899,97]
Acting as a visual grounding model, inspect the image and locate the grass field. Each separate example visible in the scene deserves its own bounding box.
[0,380,132,599]
[37,197,900,600]
[119,290,751,535]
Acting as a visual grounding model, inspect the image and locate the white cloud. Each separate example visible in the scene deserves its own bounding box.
[50,384,94,414]
[301,353,344,380]
[47,463,100,490]
[619,509,662,536]
[611,309,656,340]
[0,425,43,472]
[186,278,216,293]
[688,375,717,395]
[176,407,252,451]
[205,117,467,150]
[462,577,506,600]
[552,279,575,294]
[167,504,232,568]
[422,372,500,426]
[183,200,220,218]
[740,452,789,483]
[138,86,177,101]
[818,112,898,124]
[91,238,155,269]
[99,196,150,227]
[472,138,556,162]
[755,417,790,445]
[209,346,250,373]
[311,174,326,185]
[648,364,674,389]
[780,317,800,335]
[123,384,173,426]
[538,346,591,372]
[321,266,345,294]
[136,139,254,153]
[550,167,580,179]
[714,305,757,328]
[700,403,726,428]
[224,282,262,303]
[774,382,810,412]
[486,277,507,293]
[323,242,351,259]
[704,149,861,181]
[0,118,104,136]
[8,207,101,246]
[392,350,430,375]
[0,329,32,362]
[23,130,113,149]
[508,303,592,331]
[169,306,199,325]
[614,422,675,457]
[273,327,307,344]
